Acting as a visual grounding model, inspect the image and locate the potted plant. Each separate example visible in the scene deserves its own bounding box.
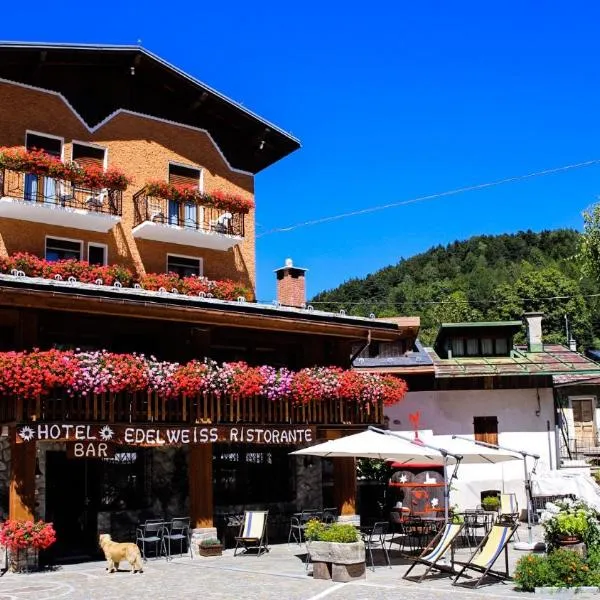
[481,496,500,512]
[0,519,56,572]
[198,537,223,557]
[554,511,588,546]
[541,499,600,551]
[305,520,365,582]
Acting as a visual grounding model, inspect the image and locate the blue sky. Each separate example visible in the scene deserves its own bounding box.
[5,1,600,302]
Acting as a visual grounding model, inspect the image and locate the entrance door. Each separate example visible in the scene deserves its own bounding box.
[45,451,102,561]
[572,398,596,450]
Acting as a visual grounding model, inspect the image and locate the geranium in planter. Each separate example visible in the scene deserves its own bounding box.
[198,537,223,557]
[305,520,365,582]
[541,499,600,551]
[0,519,56,572]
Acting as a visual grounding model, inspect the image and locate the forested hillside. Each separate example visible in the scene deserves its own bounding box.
[312,229,600,349]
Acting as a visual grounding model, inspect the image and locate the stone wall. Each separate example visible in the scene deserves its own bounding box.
[0,438,9,519]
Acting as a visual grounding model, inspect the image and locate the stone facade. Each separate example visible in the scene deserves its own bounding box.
[0,81,256,293]
[0,437,9,519]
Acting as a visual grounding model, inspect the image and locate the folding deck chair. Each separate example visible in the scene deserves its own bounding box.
[499,493,520,540]
[452,523,518,588]
[403,522,464,583]
[234,510,269,557]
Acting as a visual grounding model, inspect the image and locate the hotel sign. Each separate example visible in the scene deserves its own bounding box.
[15,423,315,447]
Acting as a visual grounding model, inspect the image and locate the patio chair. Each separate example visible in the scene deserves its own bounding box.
[499,493,520,540]
[462,510,493,549]
[362,521,391,571]
[234,510,269,557]
[136,520,168,561]
[322,507,338,523]
[288,514,305,544]
[164,517,192,560]
[452,523,518,588]
[403,522,464,582]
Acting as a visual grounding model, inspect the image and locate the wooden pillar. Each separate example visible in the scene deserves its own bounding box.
[189,444,213,528]
[333,457,357,516]
[9,438,36,521]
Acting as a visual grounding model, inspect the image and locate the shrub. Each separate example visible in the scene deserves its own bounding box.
[481,496,500,511]
[199,537,221,547]
[545,549,592,588]
[304,520,359,543]
[514,553,552,592]
[515,549,600,591]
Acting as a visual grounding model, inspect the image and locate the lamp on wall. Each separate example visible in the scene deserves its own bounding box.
[35,456,42,478]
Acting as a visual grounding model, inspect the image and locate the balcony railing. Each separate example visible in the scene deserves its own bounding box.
[132,189,245,250]
[0,168,123,232]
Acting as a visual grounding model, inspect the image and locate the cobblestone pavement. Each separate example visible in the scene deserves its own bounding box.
[0,527,596,600]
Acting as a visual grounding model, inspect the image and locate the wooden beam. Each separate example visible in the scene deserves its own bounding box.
[188,444,213,528]
[332,457,356,516]
[9,436,36,521]
[0,286,403,342]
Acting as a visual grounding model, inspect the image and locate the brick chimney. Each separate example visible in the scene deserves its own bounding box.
[523,312,544,352]
[275,258,307,308]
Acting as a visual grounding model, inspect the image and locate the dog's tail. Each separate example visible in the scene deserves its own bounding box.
[129,549,143,573]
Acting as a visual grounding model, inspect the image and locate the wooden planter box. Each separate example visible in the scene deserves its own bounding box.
[199,544,223,557]
[8,547,39,573]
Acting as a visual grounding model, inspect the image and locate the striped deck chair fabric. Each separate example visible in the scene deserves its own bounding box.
[234,511,269,557]
[453,524,518,588]
[500,494,518,519]
[403,522,464,583]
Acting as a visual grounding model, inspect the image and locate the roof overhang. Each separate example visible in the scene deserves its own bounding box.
[0,42,300,173]
[0,276,403,342]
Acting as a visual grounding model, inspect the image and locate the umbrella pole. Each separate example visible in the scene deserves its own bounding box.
[444,454,449,523]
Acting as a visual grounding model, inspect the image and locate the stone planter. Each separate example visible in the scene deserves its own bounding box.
[8,547,39,573]
[535,587,600,596]
[307,540,366,582]
[199,544,223,557]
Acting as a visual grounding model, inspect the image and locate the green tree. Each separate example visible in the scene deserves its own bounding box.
[492,266,592,348]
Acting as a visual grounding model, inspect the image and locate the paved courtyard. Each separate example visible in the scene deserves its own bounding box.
[0,526,596,600]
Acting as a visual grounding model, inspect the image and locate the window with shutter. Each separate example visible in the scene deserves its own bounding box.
[72,143,105,170]
[473,416,499,446]
[168,164,200,188]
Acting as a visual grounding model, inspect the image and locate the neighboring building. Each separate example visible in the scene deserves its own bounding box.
[354,313,600,511]
[0,43,407,559]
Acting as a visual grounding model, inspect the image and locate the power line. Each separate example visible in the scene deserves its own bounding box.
[257,158,600,237]
[255,292,600,307]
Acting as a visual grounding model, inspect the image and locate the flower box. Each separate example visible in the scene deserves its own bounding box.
[8,547,39,573]
[198,544,223,557]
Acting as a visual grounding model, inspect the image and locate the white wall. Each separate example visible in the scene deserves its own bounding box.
[384,387,556,512]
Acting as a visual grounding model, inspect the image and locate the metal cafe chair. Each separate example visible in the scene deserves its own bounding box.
[136,520,168,561]
[288,514,306,544]
[164,517,192,560]
[321,508,338,524]
[362,522,391,571]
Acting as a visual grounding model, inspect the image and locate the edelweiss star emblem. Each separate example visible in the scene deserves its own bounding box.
[399,474,408,484]
[431,498,439,507]
[18,426,35,442]
[99,425,114,441]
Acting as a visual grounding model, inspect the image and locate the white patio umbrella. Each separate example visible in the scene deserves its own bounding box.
[290,429,451,464]
[291,427,520,521]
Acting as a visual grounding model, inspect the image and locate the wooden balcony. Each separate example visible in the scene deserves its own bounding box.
[0,168,122,232]
[3,391,383,427]
[132,189,245,251]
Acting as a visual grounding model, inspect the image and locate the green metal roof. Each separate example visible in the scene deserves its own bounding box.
[439,321,522,329]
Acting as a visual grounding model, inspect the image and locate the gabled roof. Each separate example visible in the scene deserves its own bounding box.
[0,42,300,173]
